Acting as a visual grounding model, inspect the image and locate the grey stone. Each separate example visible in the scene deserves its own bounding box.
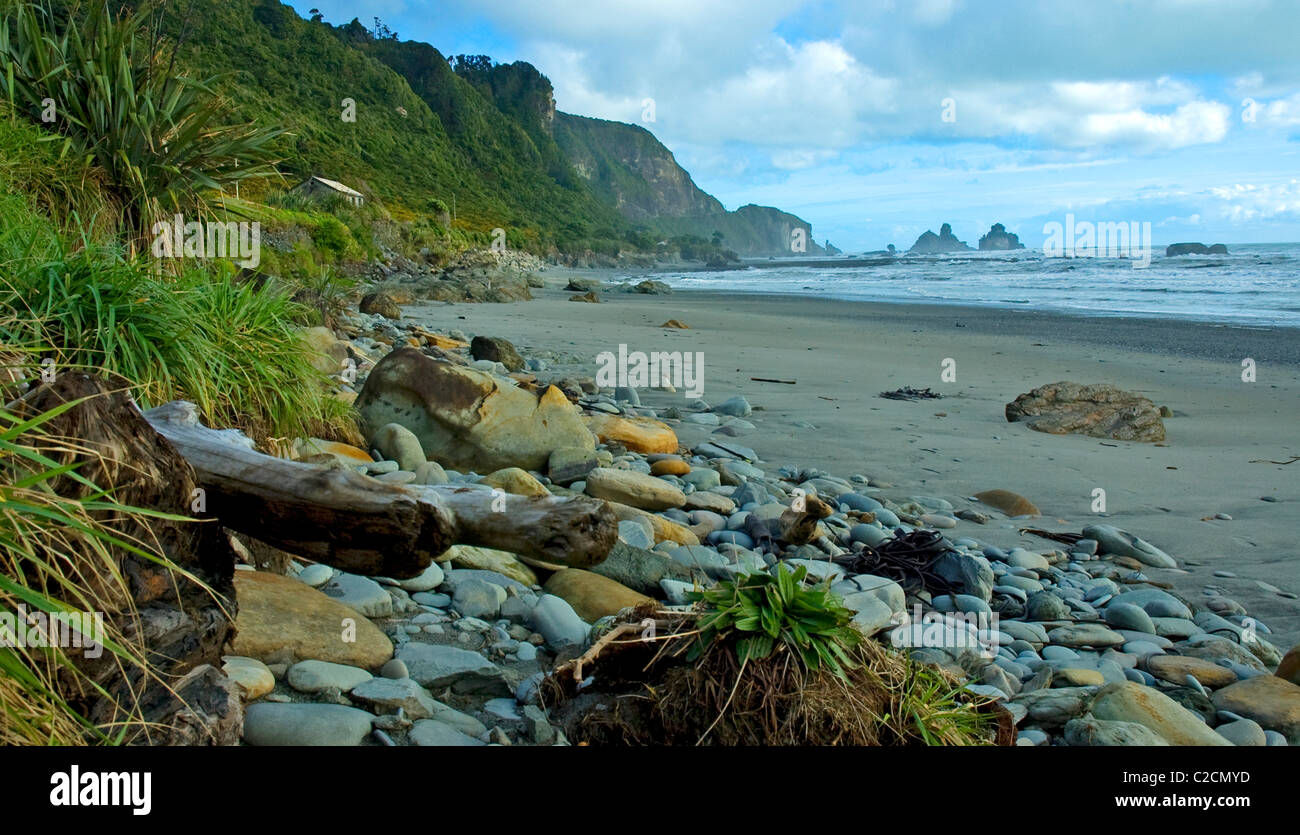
[410,719,486,747]
[618,519,656,549]
[1007,548,1050,571]
[453,578,505,620]
[548,446,599,485]
[1064,717,1170,746]
[243,703,373,746]
[380,659,409,680]
[1009,686,1098,728]
[397,561,445,593]
[287,660,373,693]
[1216,718,1267,746]
[1049,624,1127,648]
[529,594,590,649]
[843,594,896,637]
[931,552,995,601]
[321,572,393,618]
[349,676,439,719]
[1083,524,1177,569]
[396,643,510,695]
[415,461,449,485]
[1026,591,1071,621]
[1104,601,1157,633]
[296,564,333,587]
[372,422,427,471]
[1112,588,1193,620]
[714,396,753,417]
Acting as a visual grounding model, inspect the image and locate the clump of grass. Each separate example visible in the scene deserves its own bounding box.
[543,569,1003,746]
[0,396,190,745]
[0,194,351,442]
[0,100,121,240]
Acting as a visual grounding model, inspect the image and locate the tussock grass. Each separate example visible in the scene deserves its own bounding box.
[0,193,353,442]
[0,100,121,241]
[0,396,195,745]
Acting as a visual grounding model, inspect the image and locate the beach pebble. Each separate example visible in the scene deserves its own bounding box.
[1216,718,1267,746]
[295,564,334,587]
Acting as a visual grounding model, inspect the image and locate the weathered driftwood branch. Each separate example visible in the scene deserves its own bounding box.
[411,483,617,570]
[144,401,616,578]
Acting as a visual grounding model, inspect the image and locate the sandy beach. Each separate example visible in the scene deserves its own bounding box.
[405,275,1300,649]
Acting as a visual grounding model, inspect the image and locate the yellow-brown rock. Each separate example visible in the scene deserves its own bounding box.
[543,569,654,622]
[650,458,691,476]
[292,437,373,465]
[974,489,1040,517]
[231,572,392,670]
[482,467,550,498]
[1146,654,1238,689]
[438,544,539,586]
[607,502,700,546]
[584,414,678,454]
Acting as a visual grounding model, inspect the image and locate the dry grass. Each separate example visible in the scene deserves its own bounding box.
[0,392,210,744]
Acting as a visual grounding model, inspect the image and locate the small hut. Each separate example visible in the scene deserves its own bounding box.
[290,176,365,207]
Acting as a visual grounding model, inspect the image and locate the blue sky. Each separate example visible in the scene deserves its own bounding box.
[289,0,1300,251]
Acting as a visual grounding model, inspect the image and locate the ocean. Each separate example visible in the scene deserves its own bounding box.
[635,243,1300,328]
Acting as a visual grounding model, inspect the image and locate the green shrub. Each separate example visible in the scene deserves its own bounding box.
[309,215,354,257]
[0,0,284,239]
[688,563,862,678]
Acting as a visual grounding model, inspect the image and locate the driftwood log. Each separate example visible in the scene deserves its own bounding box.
[144,401,618,578]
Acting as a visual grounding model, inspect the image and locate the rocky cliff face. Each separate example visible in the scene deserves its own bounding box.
[555,113,723,220]
[556,114,823,256]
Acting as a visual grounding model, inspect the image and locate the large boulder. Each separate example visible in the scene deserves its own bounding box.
[470,336,525,372]
[230,571,393,670]
[356,347,594,472]
[1091,682,1231,746]
[1212,675,1300,744]
[359,291,401,320]
[1005,381,1166,442]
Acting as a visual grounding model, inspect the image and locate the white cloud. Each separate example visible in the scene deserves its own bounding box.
[1207,180,1300,222]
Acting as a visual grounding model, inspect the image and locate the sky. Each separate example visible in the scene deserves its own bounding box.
[289,0,1300,251]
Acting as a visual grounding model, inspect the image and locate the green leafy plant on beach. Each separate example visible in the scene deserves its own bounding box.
[687,563,862,679]
[0,0,284,241]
